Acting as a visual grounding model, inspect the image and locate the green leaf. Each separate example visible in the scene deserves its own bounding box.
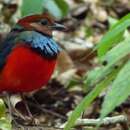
[108,17,118,29]
[0,99,6,118]
[89,36,130,87]
[43,0,69,19]
[21,0,44,16]
[101,36,130,64]
[101,60,130,118]
[64,71,117,130]
[111,13,130,29]
[83,67,103,92]
[97,13,130,58]
[0,118,12,130]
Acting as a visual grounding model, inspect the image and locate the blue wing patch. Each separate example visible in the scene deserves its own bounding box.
[17,31,61,58]
[0,30,61,68]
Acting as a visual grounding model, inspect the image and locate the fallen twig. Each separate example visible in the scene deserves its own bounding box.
[76,115,127,126]
[13,126,62,130]
[61,115,128,128]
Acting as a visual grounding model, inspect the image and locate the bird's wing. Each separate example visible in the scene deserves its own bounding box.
[0,31,20,68]
[17,31,61,57]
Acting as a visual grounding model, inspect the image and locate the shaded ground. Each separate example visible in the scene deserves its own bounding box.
[12,79,130,130]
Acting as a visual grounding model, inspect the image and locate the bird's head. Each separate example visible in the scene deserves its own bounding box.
[17,13,66,36]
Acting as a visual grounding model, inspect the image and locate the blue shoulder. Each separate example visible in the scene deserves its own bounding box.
[17,31,61,58]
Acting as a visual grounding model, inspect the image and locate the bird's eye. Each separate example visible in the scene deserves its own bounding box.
[40,19,48,25]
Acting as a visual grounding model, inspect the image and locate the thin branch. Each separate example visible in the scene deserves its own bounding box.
[76,115,127,126]
[13,126,62,130]
[61,115,128,128]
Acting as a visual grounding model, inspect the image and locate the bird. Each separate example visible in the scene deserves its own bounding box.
[0,13,66,93]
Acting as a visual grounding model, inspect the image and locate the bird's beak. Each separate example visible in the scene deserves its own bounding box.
[51,23,66,31]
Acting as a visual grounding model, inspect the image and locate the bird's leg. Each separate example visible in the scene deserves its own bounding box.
[20,93,33,119]
[20,93,41,125]
[4,92,38,126]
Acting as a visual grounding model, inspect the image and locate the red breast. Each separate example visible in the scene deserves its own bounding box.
[0,45,57,92]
